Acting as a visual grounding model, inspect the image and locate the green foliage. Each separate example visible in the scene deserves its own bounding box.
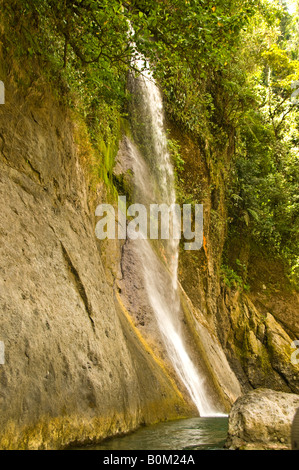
[1,0,298,287]
[167,137,187,205]
[0,0,261,142]
[168,138,185,172]
[136,0,258,134]
[221,264,250,291]
[1,0,134,198]
[225,4,299,285]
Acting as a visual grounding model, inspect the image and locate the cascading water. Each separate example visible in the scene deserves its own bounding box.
[122,51,221,417]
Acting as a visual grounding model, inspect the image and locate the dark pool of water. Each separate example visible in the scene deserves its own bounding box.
[79,417,228,451]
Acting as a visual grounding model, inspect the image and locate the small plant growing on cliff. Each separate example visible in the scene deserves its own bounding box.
[221,264,250,291]
[167,137,185,172]
[167,137,186,204]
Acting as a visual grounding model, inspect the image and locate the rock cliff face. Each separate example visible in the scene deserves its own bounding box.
[0,70,298,449]
[169,124,299,395]
[111,134,242,415]
[0,80,192,449]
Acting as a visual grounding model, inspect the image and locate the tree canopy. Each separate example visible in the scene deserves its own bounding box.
[1,0,298,285]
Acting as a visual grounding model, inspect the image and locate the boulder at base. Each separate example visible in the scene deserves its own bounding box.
[225,388,299,450]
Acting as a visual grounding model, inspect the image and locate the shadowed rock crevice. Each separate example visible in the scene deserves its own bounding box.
[60,242,95,332]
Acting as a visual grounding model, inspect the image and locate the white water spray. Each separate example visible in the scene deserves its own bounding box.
[126,48,222,416]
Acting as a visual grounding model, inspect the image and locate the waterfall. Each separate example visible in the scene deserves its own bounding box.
[122,52,221,417]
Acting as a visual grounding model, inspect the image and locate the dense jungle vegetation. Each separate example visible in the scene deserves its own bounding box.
[1,0,298,287]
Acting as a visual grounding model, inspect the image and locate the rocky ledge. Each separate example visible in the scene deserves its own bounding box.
[225,388,299,450]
